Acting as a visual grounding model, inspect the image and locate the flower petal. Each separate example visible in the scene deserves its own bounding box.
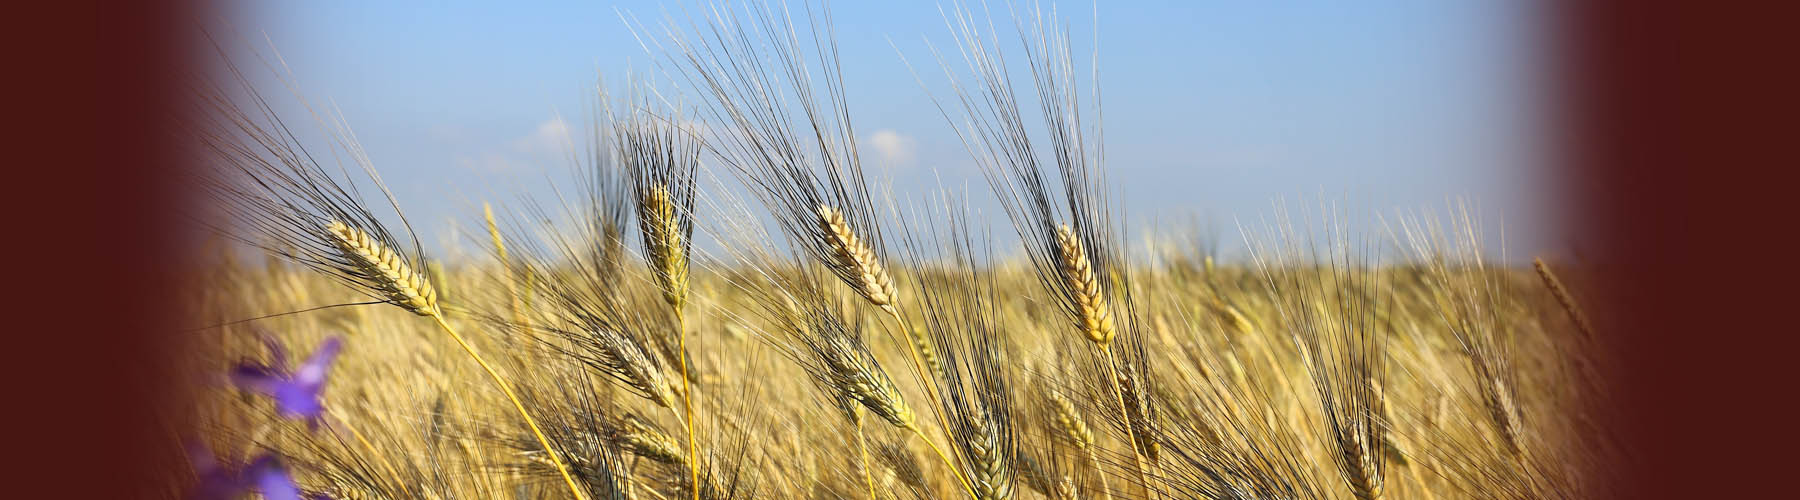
[250,456,304,500]
[229,363,282,395]
[293,336,342,389]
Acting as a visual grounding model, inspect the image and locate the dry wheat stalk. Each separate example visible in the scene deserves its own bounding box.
[639,181,700,500]
[324,219,586,499]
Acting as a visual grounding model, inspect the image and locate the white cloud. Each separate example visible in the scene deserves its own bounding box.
[453,152,519,174]
[510,117,572,155]
[865,129,917,168]
[452,117,570,174]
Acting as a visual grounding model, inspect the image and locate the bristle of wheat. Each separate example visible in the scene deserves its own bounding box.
[817,205,898,309]
[644,184,690,309]
[326,220,439,316]
[1054,225,1115,347]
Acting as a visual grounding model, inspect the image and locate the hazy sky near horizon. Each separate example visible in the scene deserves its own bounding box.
[234,1,1551,260]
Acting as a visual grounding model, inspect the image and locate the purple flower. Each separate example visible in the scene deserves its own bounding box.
[249,456,306,500]
[232,335,342,425]
[188,444,330,500]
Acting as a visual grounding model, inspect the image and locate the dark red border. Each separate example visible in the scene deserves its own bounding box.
[1557,1,1781,498]
[25,1,208,498]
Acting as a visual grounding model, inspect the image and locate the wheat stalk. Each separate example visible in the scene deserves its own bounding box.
[640,182,701,500]
[323,220,585,499]
[1054,223,1155,495]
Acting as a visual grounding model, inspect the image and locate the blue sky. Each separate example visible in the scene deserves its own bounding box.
[237,1,1549,260]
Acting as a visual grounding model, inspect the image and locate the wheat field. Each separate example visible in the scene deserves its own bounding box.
[173,2,1618,499]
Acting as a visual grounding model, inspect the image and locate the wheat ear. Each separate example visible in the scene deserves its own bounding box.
[822,334,976,498]
[327,220,439,316]
[616,414,687,466]
[643,184,701,499]
[964,416,1012,500]
[1533,257,1594,339]
[1054,225,1115,347]
[324,220,586,499]
[817,205,898,312]
[645,185,690,309]
[1050,392,1113,500]
[1054,224,1153,495]
[817,203,963,474]
[484,203,530,345]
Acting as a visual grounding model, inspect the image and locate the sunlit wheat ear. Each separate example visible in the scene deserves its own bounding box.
[818,205,899,312]
[1055,225,1115,347]
[325,220,439,317]
[643,184,690,309]
[1341,423,1384,500]
[1113,362,1160,463]
[908,325,942,378]
[1483,372,1525,458]
[1048,392,1094,450]
[596,328,679,409]
[823,335,915,429]
[1055,475,1079,500]
[615,414,687,466]
[965,415,1013,500]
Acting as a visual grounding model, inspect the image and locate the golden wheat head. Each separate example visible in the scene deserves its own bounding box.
[643,183,690,309]
[615,414,687,466]
[1048,392,1095,450]
[1054,225,1117,347]
[817,205,898,311]
[824,337,915,429]
[325,220,439,316]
